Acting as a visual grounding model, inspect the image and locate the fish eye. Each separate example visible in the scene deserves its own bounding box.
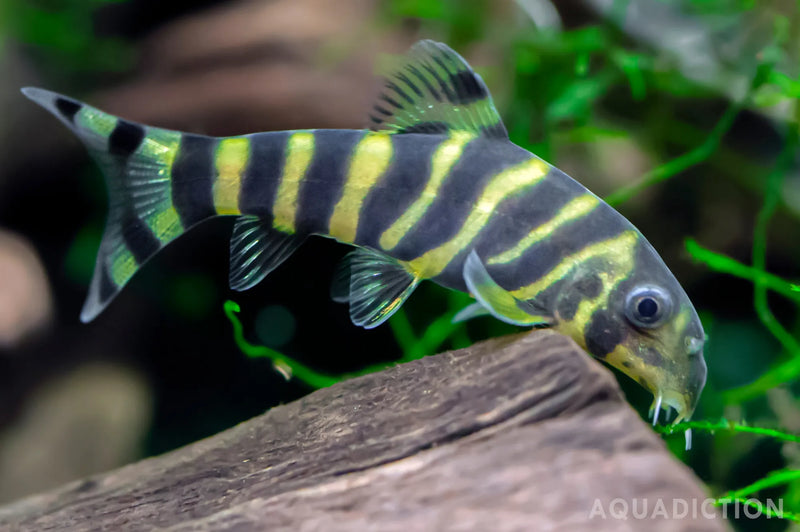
[625,285,672,328]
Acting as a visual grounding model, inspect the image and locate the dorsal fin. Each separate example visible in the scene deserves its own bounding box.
[369,40,508,139]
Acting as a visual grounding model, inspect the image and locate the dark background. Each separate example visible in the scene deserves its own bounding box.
[1,0,799,529]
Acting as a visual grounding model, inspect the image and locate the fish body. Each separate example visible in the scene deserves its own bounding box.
[23,40,707,425]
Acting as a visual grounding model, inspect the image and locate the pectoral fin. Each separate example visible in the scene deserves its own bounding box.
[332,247,420,329]
[229,216,304,291]
[329,254,352,303]
[452,302,490,323]
[462,250,551,327]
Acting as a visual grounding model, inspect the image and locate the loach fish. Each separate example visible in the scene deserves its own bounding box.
[22,40,706,441]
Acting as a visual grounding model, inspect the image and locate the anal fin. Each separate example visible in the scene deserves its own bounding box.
[229,216,304,291]
[463,250,551,327]
[331,247,419,329]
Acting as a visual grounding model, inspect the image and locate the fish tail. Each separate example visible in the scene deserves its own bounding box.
[22,87,194,322]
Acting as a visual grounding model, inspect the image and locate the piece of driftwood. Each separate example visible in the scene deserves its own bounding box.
[0,331,725,531]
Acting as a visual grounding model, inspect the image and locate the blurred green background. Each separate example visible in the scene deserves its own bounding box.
[0,0,799,529]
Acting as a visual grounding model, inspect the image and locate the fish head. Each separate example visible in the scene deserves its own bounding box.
[603,283,706,424]
[552,240,707,425]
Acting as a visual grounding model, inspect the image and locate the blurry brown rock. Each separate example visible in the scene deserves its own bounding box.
[0,229,52,348]
[0,362,152,503]
[94,0,414,135]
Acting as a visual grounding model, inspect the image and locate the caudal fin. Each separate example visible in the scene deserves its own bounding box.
[22,87,191,322]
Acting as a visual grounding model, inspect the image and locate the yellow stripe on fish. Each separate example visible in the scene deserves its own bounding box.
[214,137,249,215]
[379,131,474,250]
[273,131,315,234]
[408,157,549,278]
[329,132,393,242]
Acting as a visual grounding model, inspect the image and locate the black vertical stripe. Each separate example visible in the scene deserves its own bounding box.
[121,213,161,264]
[97,264,118,303]
[487,200,628,294]
[386,81,414,105]
[407,65,441,101]
[294,130,363,235]
[395,72,424,98]
[479,123,508,139]
[354,133,447,249]
[239,131,290,219]
[428,167,577,292]
[421,63,457,102]
[556,271,603,322]
[373,105,393,117]
[109,119,145,158]
[465,168,583,286]
[399,122,449,134]
[526,278,566,317]
[450,70,488,104]
[389,138,531,262]
[55,97,81,124]
[379,93,403,109]
[585,312,624,359]
[171,133,217,227]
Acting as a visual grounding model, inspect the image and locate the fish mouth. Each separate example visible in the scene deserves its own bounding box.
[650,389,692,426]
[647,347,706,450]
[650,389,697,450]
[647,338,707,425]
[650,358,706,425]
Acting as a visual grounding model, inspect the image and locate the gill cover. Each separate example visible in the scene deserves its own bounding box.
[558,240,708,435]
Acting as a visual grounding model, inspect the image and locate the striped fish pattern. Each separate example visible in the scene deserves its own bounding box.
[23,40,706,430]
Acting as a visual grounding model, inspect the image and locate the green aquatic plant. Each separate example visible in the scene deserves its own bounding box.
[658,419,800,445]
[684,240,800,305]
[687,129,800,404]
[604,101,743,207]
[660,422,800,522]
[225,300,339,389]
[224,294,474,389]
[3,0,133,74]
